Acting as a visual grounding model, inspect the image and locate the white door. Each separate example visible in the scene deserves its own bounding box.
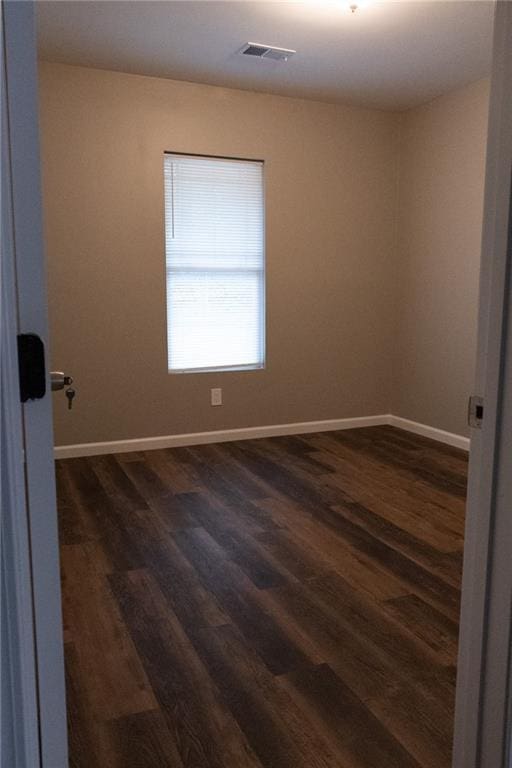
[2,1,68,766]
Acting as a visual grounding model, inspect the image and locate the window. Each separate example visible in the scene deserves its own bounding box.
[164,153,265,373]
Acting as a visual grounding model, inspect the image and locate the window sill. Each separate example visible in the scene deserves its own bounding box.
[169,364,265,375]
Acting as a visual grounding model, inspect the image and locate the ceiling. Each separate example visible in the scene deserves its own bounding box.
[36,1,494,111]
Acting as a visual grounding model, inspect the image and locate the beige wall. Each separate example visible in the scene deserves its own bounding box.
[393,79,490,437]
[39,62,401,445]
[39,63,489,446]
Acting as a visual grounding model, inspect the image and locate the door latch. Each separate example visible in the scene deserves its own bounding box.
[50,372,76,410]
[50,371,73,391]
[468,395,484,429]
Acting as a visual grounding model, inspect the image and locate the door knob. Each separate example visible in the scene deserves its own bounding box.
[50,371,73,391]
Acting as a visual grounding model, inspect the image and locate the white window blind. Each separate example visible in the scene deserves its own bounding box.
[164,153,265,373]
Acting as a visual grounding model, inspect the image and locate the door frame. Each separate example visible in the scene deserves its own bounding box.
[452,1,512,766]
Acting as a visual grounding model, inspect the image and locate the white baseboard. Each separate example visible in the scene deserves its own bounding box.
[387,415,470,451]
[54,413,470,459]
[53,414,388,459]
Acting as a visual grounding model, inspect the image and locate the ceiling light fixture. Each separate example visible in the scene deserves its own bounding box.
[346,0,371,13]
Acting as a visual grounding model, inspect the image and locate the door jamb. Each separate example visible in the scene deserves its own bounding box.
[453,2,512,766]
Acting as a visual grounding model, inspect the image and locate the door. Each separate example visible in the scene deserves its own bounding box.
[1,1,68,766]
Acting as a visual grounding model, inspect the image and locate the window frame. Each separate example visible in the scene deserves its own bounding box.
[163,151,266,375]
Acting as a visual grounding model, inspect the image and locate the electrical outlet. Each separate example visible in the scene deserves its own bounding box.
[211,388,222,406]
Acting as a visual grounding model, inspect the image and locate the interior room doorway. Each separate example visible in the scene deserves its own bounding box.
[3,2,512,768]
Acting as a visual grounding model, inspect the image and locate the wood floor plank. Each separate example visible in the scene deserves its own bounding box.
[188,623,341,768]
[88,453,150,513]
[106,710,185,768]
[64,642,103,768]
[382,593,459,665]
[118,511,229,630]
[262,577,454,767]
[329,500,462,587]
[312,447,463,552]
[60,544,157,721]
[176,491,289,588]
[55,461,98,545]
[61,457,147,572]
[144,448,203,495]
[224,443,460,618]
[328,428,467,497]
[174,526,313,675]
[306,570,456,695]
[255,496,411,601]
[108,569,263,768]
[279,662,422,768]
[117,458,199,532]
[189,443,272,502]
[309,432,465,539]
[255,527,330,582]
[57,426,466,768]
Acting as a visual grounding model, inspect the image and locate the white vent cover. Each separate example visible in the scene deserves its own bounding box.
[240,42,296,62]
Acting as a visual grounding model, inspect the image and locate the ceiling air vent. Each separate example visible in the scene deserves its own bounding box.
[239,43,296,62]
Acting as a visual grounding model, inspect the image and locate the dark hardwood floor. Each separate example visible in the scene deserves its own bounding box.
[56,425,467,768]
